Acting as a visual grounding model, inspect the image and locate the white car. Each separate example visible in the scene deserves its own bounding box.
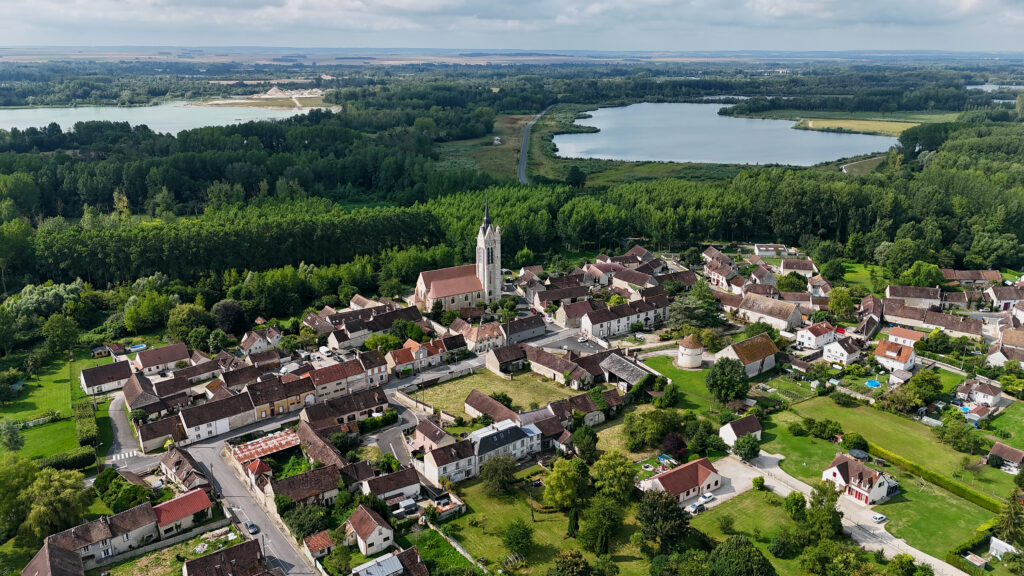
[699,492,715,504]
[872,513,887,523]
[577,336,588,343]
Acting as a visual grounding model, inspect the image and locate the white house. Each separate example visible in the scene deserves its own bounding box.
[986,286,1024,311]
[239,327,283,356]
[736,294,802,331]
[717,333,779,378]
[468,419,542,464]
[885,286,942,309]
[823,338,861,366]
[638,458,721,505]
[134,343,190,375]
[873,340,916,372]
[822,453,898,505]
[79,360,133,395]
[718,415,762,447]
[956,379,1003,407]
[754,244,787,257]
[344,505,393,556]
[888,327,925,348]
[422,439,477,486]
[361,467,421,502]
[989,442,1024,473]
[780,259,816,278]
[796,322,836,349]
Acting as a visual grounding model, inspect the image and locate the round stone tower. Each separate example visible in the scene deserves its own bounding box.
[677,334,704,369]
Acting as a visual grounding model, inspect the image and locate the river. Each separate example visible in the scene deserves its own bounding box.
[552,103,898,166]
[0,101,309,134]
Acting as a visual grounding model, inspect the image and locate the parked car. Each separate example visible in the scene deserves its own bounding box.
[688,503,706,515]
[699,492,715,504]
[577,336,588,343]
[245,521,259,534]
[871,514,887,523]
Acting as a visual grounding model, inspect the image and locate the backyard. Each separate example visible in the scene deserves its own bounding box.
[0,418,78,459]
[0,348,112,421]
[85,527,240,576]
[989,402,1024,450]
[642,357,714,412]
[397,529,477,575]
[412,370,578,419]
[447,466,647,576]
[594,403,656,460]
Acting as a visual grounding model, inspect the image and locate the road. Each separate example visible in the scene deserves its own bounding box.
[517,106,552,184]
[106,394,142,464]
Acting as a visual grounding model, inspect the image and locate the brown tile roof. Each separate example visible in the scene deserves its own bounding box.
[729,333,779,365]
[723,415,762,437]
[882,299,928,323]
[886,285,941,300]
[704,258,735,279]
[523,345,578,374]
[804,321,835,337]
[221,365,262,389]
[183,539,268,576]
[272,465,340,502]
[49,503,156,551]
[603,389,624,407]
[415,419,451,445]
[160,447,208,490]
[346,505,391,542]
[874,340,914,363]
[924,310,983,336]
[680,334,702,349]
[153,489,212,527]
[364,467,420,496]
[990,442,1024,466]
[827,453,886,491]
[1003,329,1024,349]
[340,461,377,485]
[296,421,348,468]
[537,286,590,304]
[648,457,718,496]
[530,416,567,439]
[136,343,190,370]
[246,376,314,407]
[429,439,475,467]
[178,392,254,428]
[503,314,546,336]
[860,295,883,318]
[958,378,1003,398]
[989,286,1024,301]
[138,416,186,444]
[303,530,334,555]
[309,360,366,386]
[396,547,430,576]
[80,360,132,390]
[655,270,698,287]
[22,539,84,576]
[465,389,518,422]
[781,259,815,271]
[422,264,482,299]
[614,269,653,287]
[943,269,1003,282]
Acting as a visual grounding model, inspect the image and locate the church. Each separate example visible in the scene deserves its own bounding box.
[413,201,502,311]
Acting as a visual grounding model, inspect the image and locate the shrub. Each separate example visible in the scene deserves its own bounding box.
[752,477,765,491]
[830,391,860,408]
[988,454,1005,469]
[357,410,399,434]
[37,446,97,470]
[787,421,807,437]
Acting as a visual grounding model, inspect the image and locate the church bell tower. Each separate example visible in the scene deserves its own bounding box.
[476,198,502,303]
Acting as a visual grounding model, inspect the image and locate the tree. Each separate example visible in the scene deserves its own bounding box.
[744,321,778,341]
[480,455,518,495]
[578,496,623,555]
[733,434,760,461]
[364,333,402,353]
[545,457,590,510]
[167,303,213,342]
[827,287,856,321]
[0,307,16,356]
[897,261,946,287]
[0,454,37,540]
[548,549,592,576]
[322,542,351,576]
[124,291,173,333]
[281,504,332,539]
[819,259,846,282]
[885,554,923,576]
[502,518,535,557]
[782,492,806,521]
[841,432,868,452]
[0,218,33,295]
[806,481,843,541]
[1016,468,1024,491]
[636,490,690,553]
[0,419,23,451]
[376,453,401,474]
[996,489,1024,544]
[572,426,599,464]
[669,290,721,330]
[42,313,78,354]
[565,166,587,188]
[591,452,636,503]
[211,299,248,335]
[21,467,91,545]
[705,358,748,403]
[708,535,776,576]
[662,432,686,459]
[776,272,808,292]
[490,392,513,408]
[515,246,535,268]
[208,329,230,353]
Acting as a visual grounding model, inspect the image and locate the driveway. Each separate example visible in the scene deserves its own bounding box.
[683,455,760,511]
[750,452,967,576]
[105,394,144,465]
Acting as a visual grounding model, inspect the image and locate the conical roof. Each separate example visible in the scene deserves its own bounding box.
[680,334,703,349]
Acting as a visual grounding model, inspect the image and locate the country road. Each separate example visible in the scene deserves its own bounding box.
[518,105,552,184]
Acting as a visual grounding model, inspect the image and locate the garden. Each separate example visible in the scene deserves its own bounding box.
[411,370,578,419]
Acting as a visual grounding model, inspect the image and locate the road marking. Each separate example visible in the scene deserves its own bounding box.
[110,450,137,461]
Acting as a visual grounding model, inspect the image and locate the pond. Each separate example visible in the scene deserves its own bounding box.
[552,102,898,166]
[0,101,309,134]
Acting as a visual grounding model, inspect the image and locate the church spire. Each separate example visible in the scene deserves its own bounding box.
[482,196,491,231]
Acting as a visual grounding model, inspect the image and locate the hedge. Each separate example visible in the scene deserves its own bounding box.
[944,528,990,576]
[73,401,98,447]
[37,446,97,470]
[358,410,399,434]
[866,442,1003,513]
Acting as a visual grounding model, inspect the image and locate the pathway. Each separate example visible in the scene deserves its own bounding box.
[517,106,552,184]
[749,452,968,576]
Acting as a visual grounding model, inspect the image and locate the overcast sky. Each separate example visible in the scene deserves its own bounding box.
[2,0,1024,51]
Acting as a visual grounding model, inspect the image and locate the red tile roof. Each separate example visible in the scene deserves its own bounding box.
[231,429,301,464]
[247,459,272,476]
[303,530,334,555]
[648,457,718,496]
[153,489,212,527]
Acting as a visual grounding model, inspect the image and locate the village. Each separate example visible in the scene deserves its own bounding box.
[19,203,1024,576]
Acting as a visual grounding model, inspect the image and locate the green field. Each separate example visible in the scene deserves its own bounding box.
[759,412,840,485]
[594,404,656,460]
[841,155,887,176]
[436,113,533,179]
[0,418,78,459]
[1,349,111,421]
[738,109,961,123]
[642,357,714,412]
[448,466,647,576]
[843,262,886,295]
[413,370,578,419]
[397,529,476,575]
[990,402,1024,450]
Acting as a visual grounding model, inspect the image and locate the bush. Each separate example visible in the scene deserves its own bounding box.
[944,529,990,576]
[787,421,808,437]
[867,442,1001,513]
[73,401,97,446]
[37,446,97,470]
[988,454,1005,469]
[357,410,399,434]
[752,477,765,491]
[830,391,860,408]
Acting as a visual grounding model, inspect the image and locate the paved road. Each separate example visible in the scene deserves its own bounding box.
[105,394,139,462]
[517,106,552,184]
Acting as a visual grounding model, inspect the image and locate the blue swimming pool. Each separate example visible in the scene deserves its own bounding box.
[961,406,970,413]
[866,379,881,389]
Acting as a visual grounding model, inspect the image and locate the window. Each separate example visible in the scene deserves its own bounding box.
[383,536,390,542]
[194,426,200,431]
[367,542,374,549]
[101,549,112,559]
[123,534,129,542]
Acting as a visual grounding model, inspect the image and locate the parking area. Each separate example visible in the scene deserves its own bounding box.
[545,334,604,354]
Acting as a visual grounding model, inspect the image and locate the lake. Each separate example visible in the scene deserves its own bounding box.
[0,101,309,134]
[552,103,897,166]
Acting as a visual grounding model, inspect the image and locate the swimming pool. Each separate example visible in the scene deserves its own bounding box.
[961,406,970,413]
[866,379,881,389]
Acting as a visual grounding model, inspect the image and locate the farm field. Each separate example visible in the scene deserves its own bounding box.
[739,109,960,123]
[203,96,326,108]
[796,118,918,136]
[448,466,647,576]
[412,369,577,419]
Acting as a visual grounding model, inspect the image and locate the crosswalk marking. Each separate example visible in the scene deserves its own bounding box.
[110,451,137,461]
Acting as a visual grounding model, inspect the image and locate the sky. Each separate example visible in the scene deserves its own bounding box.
[2,0,1024,51]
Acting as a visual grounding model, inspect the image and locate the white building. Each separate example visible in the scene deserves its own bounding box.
[79,360,132,395]
[422,439,477,486]
[676,334,704,369]
[344,505,393,556]
[468,419,542,465]
[888,327,925,348]
[796,322,836,350]
[718,415,762,447]
[716,333,779,378]
[822,453,898,505]
[639,458,721,505]
[823,338,861,366]
[873,340,916,372]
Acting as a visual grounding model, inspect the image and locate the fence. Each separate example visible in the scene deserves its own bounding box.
[392,389,457,424]
[88,518,232,569]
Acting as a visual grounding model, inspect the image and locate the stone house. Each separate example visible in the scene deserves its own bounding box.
[717,333,779,378]
[344,505,394,556]
[244,376,316,420]
[268,465,341,509]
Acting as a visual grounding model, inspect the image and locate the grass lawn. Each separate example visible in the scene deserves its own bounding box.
[843,262,886,295]
[874,472,994,558]
[87,495,114,520]
[594,405,656,460]
[0,349,110,421]
[791,397,1016,498]
[0,418,78,459]
[397,529,476,575]
[690,490,805,576]
[447,468,647,576]
[989,402,1024,450]
[841,155,887,176]
[759,412,841,485]
[642,357,714,412]
[757,375,817,403]
[87,528,241,576]
[937,369,967,394]
[414,370,577,419]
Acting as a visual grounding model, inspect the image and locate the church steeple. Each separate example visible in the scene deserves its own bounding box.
[476,197,501,304]
[481,196,491,232]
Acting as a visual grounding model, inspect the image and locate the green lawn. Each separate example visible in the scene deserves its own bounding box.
[0,418,78,459]
[690,491,805,576]
[397,529,476,575]
[447,467,647,576]
[414,370,578,419]
[642,357,714,412]
[594,404,657,460]
[937,369,967,394]
[0,349,110,421]
[990,402,1024,450]
[757,375,817,403]
[843,262,886,295]
[86,495,114,520]
[760,412,841,485]
[791,397,1015,498]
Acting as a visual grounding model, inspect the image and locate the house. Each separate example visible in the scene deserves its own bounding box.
[923,310,984,339]
[823,338,861,366]
[754,244,787,257]
[413,419,455,453]
[79,360,132,395]
[717,333,779,378]
[873,340,916,372]
[239,327,283,356]
[555,300,596,329]
[20,539,85,576]
[639,457,721,504]
[534,286,591,311]
[611,269,657,292]
[654,270,698,291]
[361,467,421,502]
[956,379,1003,407]
[583,262,626,286]
[44,503,159,569]
[464,389,518,423]
[133,343,190,375]
[719,415,762,447]
[344,505,394,556]
[182,539,280,576]
[484,344,528,375]
[888,327,926,347]
[942,269,1004,286]
[245,376,316,420]
[246,349,288,370]
[885,286,942,309]
[822,453,898,505]
[159,447,210,493]
[750,265,776,286]
[808,275,832,297]
[703,258,736,289]
[501,315,546,344]
[701,247,736,269]
[989,442,1024,473]
[524,345,589,388]
[137,416,187,453]
[579,294,670,340]
[737,293,802,331]
[780,259,816,278]
[468,419,541,464]
[351,548,429,576]
[177,391,255,444]
[413,204,501,310]
[989,343,1024,368]
[599,353,653,393]
[122,372,194,418]
[269,465,341,509]
[300,386,390,428]
[303,531,334,561]
[306,358,374,400]
[295,421,348,469]
[728,275,750,295]
[546,394,605,427]
[152,489,213,537]
[987,286,1024,311]
[796,322,836,350]
[447,319,505,353]
[386,338,445,375]
[423,439,477,486]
